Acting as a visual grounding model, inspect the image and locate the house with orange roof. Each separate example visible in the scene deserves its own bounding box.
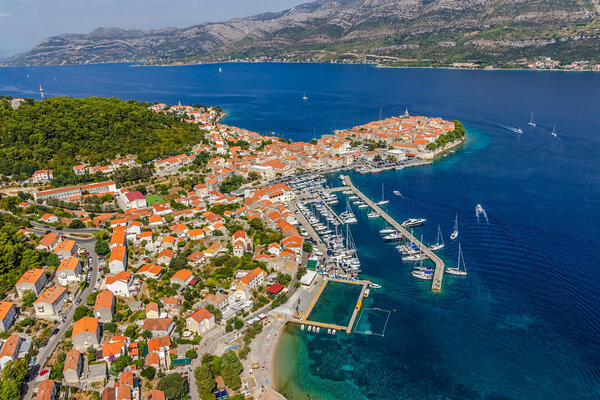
[145,389,166,400]
[63,349,83,383]
[41,213,59,223]
[203,242,223,258]
[187,251,205,267]
[53,239,78,260]
[186,308,215,334]
[106,271,135,297]
[102,338,127,361]
[235,267,267,301]
[56,256,82,285]
[145,302,160,319]
[126,221,143,240]
[34,286,67,319]
[268,242,282,256]
[186,228,205,241]
[109,230,126,249]
[157,248,174,265]
[15,268,47,297]
[160,235,176,249]
[0,334,23,369]
[108,244,127,273]
[94,290,115,322]
[142,318,174,337]
[32,169,53,183]
[153,202,172,216]
[136,263,163,279]
[148,215,163,227]
[170,223,188,238]
[0,302,16,331]
[72,316,101,350]
[36,232,60,251]
[170,269,193,288]
[37,379,57,400]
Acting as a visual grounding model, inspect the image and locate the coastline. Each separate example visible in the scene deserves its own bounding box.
[2,60,599,73]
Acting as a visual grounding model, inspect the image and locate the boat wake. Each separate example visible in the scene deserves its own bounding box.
[498,124,523,134]
[476,204,489,224]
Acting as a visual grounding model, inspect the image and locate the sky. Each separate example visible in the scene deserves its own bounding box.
[0,0,308,56]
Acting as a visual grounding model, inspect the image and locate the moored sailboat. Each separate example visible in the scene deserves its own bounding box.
[376,184,389,205]
[446,243,468,276]
[429,225,445,251]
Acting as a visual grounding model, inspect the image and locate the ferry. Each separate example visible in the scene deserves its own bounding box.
[402,218,426,228]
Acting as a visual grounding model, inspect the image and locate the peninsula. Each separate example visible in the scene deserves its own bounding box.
[0,95,461,400]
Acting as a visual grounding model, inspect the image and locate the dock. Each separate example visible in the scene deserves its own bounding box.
[300,277,369,334]
[344,177,445,292]
[317,193,345,225]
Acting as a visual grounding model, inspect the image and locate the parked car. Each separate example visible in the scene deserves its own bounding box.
[39,369,49,376]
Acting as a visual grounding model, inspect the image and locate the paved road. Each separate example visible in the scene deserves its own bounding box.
[23,226,99,400]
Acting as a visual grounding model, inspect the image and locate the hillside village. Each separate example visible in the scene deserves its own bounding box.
[0,102,460,400]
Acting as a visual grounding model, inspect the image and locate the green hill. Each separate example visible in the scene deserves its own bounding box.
[0,97,206,178]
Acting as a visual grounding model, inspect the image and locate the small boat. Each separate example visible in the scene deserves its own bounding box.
[516,128,523,134]
[357,203,369,209]
[393,190,402,197]
[476,204,484,214]
[302,92,308,101]
[219,67,222,73]
[551,125,557,137]
[429,225,445,251]
[307,325,312,332]
[450,214,458,240]
[403,252,427,261]
[364,288,370,298]
[316,327,320,333]
[369,282,381,289]
[301,324,305,330]
[367,211,380,219]
[379,227,396,234]
[327,328,332,334]
[411,268,433,280]
[376,184,389,205]
[332,329,336,335]
[402,218,426,228]
[383,232,403,241]
[446,243,468,276]
[528,112,536,127]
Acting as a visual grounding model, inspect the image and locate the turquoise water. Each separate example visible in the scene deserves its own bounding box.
[1,63,599,399]
[306,281,363,327]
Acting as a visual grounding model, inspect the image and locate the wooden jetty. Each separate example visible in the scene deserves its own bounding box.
[345,177,445,292]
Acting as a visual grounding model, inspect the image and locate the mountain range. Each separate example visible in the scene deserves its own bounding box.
[6,0,600,67]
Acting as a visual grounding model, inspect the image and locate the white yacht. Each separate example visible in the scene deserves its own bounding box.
[376,184,389,205]
[403,252,427,261]
[369,282,382,289]
[393,190,402,196]
[379,227,396,235]
[367,210,380,219]
[383,232,403,241]
[528,112,536,127]
[402,218,426,228]
[551,125,557,137]
[429,225,445,251]
[450,214,459,240]
[446,243,468,276]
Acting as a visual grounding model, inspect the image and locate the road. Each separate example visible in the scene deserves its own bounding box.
[23,225,99,400]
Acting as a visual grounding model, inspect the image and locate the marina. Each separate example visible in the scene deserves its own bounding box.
[342,176,446,291]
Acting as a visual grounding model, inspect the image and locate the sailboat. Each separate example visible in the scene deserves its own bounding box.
[528,113,536,127]
[429,225,445,251]
[551,125,557,137]
[376,184,389,205]
[302,92,309,101]
[446,243,467,276]
[450,214,458,240]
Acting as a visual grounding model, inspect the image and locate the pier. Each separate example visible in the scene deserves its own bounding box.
[344,177,445,292]
[317,193,345,225]
[301,277,369,334]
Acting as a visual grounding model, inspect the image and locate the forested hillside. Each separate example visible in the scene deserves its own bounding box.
[0,97,206,177]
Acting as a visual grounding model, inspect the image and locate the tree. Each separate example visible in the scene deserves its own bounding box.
[86,291,98,306]
[194,364,216,400]
[69,219,84,229]
[221,351,243,390]
[169,256,187,271]
[22,290,37,307]
[141,366,156,381]
[104,322,117,334]
[95,239,109,256]
[185,349,198,359]
[302,241,313,253]
[158,373,188,400]
[46,253,60,268]
[73,305,91,321]
[125,324,137,339]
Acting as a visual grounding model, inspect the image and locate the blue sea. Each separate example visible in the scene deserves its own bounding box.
[1,63,599,399]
